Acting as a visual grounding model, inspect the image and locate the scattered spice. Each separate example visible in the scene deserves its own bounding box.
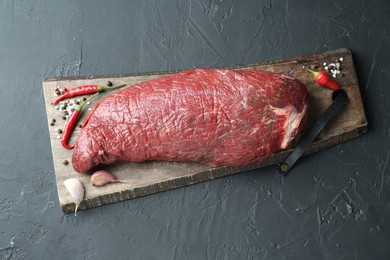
[322,57,344,78]
[52,83,123,149]
[56,97,94,121]
[53,86,67,97]
[63,159,69,165]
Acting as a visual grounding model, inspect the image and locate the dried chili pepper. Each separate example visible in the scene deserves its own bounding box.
[61,94,98,149]
[306,69,340,90]
[51,84,126,105]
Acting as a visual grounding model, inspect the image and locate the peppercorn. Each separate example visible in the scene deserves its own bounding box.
[63,160,69,165]
[50,122,55,126]
[62,116,67,120]
[107,81,113,86]
[51,118,56,123]
[58,129,63,134]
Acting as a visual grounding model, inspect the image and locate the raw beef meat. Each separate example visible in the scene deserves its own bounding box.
[72,68,310,173]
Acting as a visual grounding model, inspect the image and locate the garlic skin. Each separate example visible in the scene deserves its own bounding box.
[63,178,84,216]
[91,170,127,187]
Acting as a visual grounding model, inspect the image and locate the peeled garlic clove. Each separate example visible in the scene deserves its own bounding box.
[63,178,84,216]
[91,170,127,187]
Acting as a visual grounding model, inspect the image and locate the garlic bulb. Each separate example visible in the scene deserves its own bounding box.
[63,178,84,216]
[91,170,127,187]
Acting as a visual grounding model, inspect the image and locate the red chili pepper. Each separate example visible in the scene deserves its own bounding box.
[306,69,340,90]
[61,94,98,149]
[51,84,126,105]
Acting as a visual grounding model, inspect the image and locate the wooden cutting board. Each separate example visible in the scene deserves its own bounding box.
[43,48,367,214]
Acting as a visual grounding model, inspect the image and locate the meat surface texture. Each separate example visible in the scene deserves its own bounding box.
[72,68,310,173]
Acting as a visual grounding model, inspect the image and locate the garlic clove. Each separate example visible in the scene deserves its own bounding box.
[91,170,127,187]
[63,178,84,216]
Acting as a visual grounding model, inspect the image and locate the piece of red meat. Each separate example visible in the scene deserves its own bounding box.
[72,68,310,173]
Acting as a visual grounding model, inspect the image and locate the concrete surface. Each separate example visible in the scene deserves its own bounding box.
[0,0,389,259]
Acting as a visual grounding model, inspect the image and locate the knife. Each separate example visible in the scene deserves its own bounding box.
[276,89,349,176]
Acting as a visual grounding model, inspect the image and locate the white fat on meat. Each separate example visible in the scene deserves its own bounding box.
[270,104,308,149]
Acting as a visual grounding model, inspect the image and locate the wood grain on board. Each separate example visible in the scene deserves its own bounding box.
[43,48,367,213]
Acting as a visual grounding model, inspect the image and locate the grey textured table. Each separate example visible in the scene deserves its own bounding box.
[0,1,389,259]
